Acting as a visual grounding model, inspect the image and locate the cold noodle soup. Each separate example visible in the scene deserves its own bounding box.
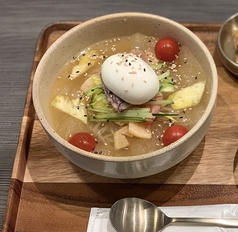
[48,33,209,157]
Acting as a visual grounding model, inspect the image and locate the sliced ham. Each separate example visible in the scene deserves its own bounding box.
[101,79,131,112]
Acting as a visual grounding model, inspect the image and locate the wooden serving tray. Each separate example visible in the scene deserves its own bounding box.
[3,21,238,232]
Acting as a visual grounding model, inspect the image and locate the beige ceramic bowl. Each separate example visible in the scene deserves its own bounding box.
[33,12,218,179]
[218,13,238,76]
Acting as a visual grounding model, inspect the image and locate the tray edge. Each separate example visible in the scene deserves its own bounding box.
[1,21,223,232]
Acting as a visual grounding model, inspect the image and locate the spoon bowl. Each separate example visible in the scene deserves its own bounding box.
[109,198,238,232]
[109,198,170,231]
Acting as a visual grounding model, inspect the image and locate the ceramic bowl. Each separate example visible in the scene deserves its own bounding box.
[33,12,218,179]
[218,13,238,76]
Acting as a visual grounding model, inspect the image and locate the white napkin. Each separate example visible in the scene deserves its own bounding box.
[87,204,238,232]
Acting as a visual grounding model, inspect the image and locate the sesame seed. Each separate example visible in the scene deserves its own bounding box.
[129,71,137,74]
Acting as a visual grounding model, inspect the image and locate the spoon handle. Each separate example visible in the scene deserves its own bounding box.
[172,217,238,228]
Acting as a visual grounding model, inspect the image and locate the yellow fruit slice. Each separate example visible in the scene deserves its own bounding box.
[167,81,206,110]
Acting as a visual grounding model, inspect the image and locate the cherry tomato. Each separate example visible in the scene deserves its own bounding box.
[68,132,96,152]
[155,37,179,62]
[162,125,188,146]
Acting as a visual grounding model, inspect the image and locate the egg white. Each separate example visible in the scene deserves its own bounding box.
[101,53,159,105]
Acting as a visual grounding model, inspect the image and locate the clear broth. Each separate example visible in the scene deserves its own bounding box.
[48,33,209,157]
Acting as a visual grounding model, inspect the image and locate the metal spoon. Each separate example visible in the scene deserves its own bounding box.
[109,197,238,232]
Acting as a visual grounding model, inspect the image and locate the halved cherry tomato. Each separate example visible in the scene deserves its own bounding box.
[68,132,96,152]
[155,37,179,62]
[162,125,188,146]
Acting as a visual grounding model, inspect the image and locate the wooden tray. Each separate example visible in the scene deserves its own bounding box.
[3,21,238,232]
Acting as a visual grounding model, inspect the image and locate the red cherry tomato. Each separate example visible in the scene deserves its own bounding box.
[68,132,96,152]
[155,37,179,62]
[162,125,188,146]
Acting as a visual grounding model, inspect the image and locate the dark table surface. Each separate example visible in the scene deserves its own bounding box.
[1,0,237,229]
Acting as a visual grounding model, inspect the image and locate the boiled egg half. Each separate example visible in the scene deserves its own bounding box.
[101,53,159,105]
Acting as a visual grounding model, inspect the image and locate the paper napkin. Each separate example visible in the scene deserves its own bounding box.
[87,204,238,232]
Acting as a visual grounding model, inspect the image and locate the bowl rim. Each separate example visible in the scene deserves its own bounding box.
[218,12,238,68]
[33,12,218,162]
